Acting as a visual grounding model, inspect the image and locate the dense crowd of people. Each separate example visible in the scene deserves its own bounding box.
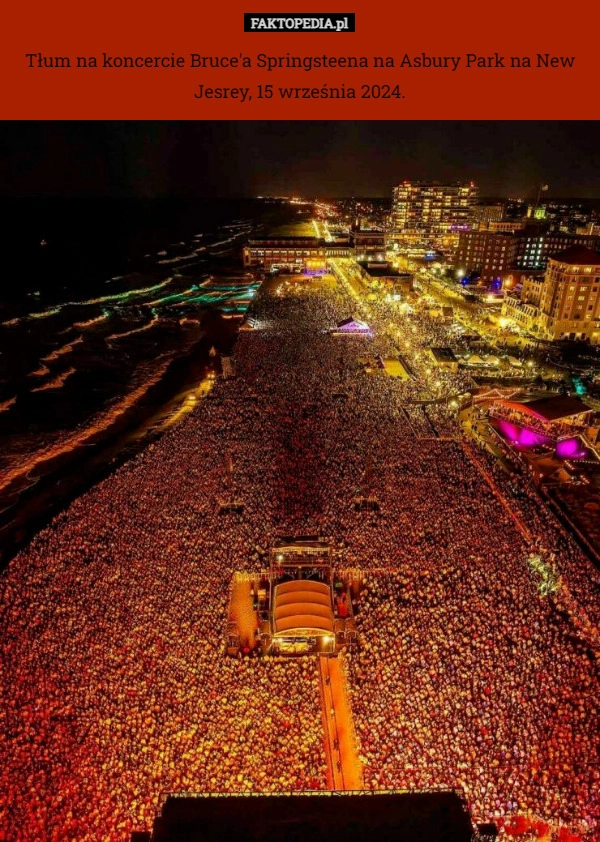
[348,557,597,829]
[0,273,598,840]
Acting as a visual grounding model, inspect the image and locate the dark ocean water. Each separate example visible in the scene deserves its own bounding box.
[0,197,271,307]
[0,197,300,563]
[0,197,271,417]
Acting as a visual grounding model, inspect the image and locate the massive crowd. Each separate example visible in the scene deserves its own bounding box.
[0,273,598,840]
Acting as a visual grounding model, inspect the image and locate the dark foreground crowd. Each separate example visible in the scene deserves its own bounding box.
[0,275,598,840]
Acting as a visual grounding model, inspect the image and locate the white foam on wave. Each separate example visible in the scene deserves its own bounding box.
[41,336,83,363]
[105,316,161,346]
[30,367,76,392]
[156,253,198,265]
[0,396,17,412]
[27,365,51,378]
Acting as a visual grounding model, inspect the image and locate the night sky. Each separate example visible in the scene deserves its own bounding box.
[1,121,599,200]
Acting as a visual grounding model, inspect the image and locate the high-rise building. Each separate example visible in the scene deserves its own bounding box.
[538,246,600,343]
[391,181,477,236]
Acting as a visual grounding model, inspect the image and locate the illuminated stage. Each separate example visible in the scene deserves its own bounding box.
[330,317,372,336]
[488,394,594,460]
[225,538,358,657]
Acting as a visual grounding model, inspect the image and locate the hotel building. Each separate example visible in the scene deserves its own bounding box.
[538,246,600,343]
[391,181,477,236]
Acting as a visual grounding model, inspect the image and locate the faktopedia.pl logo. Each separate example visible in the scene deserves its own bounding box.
[244,13,355,32]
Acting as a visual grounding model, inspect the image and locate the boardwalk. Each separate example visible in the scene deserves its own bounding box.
[319,655,364,791]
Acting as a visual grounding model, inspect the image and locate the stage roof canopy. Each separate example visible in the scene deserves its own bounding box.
[272,537,330,552]
[332,317,371,334]
[273,580,334,636]
[499,395,592,423]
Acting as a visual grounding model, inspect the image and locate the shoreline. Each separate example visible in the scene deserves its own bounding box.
[0,311,240,570]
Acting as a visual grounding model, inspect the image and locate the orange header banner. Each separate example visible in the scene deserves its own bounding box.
[1,0,597,119]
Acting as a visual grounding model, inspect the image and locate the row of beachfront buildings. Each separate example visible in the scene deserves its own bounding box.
[242,184,600,344]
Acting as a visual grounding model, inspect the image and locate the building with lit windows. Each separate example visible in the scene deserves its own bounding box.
[513,230,600,271]
[501,295,542,334]
[243,236,327,272]
[520,274,545,307]
[391,181,477,236]
[350,227,386,261]
[538,246,600,343]
[473,203,505,227]
[483,220,525,234]
[454,231,515,284]
[324,239,353,258]
[455,228,600,286]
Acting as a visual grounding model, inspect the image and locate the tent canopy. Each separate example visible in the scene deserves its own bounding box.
[333,317,371,333]
[272,580,334,636]
[498,395,592,423]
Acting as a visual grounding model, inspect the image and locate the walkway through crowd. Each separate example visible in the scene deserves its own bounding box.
[319,655,364,791]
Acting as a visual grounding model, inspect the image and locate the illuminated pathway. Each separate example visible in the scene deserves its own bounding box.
[319,655,364,791]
